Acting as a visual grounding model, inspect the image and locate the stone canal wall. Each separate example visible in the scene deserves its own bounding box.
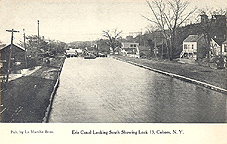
[113,56,227,94]
[42,58,64,123]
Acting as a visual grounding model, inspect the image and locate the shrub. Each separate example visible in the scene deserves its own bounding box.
[27,57,37,68]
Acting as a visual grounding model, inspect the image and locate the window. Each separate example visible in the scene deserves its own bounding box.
[184,44,187,49]
[130,44,133,47]
[192,44,194,49]
[224,44,227,52]
[134,44,136,47]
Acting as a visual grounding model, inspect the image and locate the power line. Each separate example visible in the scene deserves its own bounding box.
[24,31,143,36]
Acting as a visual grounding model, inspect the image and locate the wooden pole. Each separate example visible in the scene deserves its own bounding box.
[37,20,40,57]
[23,29,27,67]
[6,29,19,83]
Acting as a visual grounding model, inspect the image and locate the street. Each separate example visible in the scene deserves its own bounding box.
[49,57,226,123]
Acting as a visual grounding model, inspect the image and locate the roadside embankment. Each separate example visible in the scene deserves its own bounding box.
[113,56,227,93]
[1,56,65,123]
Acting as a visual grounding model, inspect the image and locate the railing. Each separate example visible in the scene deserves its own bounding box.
[182,49,197,53]
[180,51,184,58]
[180,49,197,58]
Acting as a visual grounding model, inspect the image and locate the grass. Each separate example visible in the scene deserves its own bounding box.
[115,56,227,90]
[1,56,65,123]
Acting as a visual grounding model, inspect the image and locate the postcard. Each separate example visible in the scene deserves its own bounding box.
[0,0,226,143]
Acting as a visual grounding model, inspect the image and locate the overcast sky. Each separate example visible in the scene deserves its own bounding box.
[0,0,226,44]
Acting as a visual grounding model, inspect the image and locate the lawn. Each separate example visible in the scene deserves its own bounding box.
[114,56,226,90]
[1,56,65,123]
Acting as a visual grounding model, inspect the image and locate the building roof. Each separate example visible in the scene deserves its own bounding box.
[212,38,226,46]
[0,43,25,51]
[222,40,227,44]
[183,35,203,42]
[138,46,150,51]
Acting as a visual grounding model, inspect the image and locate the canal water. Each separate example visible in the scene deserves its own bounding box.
[49,57,226,123]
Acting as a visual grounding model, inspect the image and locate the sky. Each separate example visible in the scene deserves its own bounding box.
[0,0,226,44]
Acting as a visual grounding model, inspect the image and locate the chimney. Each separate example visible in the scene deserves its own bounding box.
[200,14,208,23]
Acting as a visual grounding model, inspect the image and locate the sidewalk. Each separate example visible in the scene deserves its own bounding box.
[114,56,226,91]
[21,66,42,76]
[0,66,41,82]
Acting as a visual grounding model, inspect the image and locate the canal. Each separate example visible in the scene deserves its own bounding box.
[49,57,226,123]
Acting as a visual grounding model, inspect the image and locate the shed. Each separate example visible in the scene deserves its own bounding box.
[0,44,26,73]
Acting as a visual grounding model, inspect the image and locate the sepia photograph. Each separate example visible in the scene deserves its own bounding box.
[0,0,227,140]
[0,0,226,124]
[1,0,227,143]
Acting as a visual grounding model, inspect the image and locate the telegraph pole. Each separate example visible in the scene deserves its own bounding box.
[38,20,39,42]
[6,29,19,83]
[37,20,40,57]
[23,29,27,67]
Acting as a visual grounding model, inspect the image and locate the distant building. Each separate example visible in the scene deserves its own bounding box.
[180,35,206,59]
[0,44,26,73]
[222,40,227,56]
[126,36,134,42]
[200,13,208,23]
[121,42,140,58]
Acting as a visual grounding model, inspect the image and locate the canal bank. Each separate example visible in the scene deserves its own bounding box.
[1,56,65,123]
[113,56,227,94]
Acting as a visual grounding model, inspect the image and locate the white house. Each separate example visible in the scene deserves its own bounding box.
[121,42,140,58]
[180,35,206,59]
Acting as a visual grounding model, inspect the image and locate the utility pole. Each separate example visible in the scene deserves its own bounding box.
[38,20,39,43]
[56,41,58,54]
[37,20,40,57]
[161,38,164,59]
[140,30,142,46]
[6,29,19,83]
[23,29,27,67]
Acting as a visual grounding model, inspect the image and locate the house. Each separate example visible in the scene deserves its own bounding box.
[110,46,121,54]
[222,40,227,56]
[121,42,140,58]
[210,38,225,56]
[0,44,26,73]
[180,35,206,59]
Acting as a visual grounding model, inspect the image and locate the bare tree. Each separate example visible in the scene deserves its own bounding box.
[0,40,6,47]
[103,29,122,54]
[143,0,197,60]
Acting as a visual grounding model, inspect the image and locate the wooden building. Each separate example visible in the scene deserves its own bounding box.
[0,44,26,73]
[180,35,206,59]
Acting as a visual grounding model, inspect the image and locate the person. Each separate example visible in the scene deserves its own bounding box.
[46,57,50,66]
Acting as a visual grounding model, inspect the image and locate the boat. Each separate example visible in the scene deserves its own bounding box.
[84,53,96,59]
